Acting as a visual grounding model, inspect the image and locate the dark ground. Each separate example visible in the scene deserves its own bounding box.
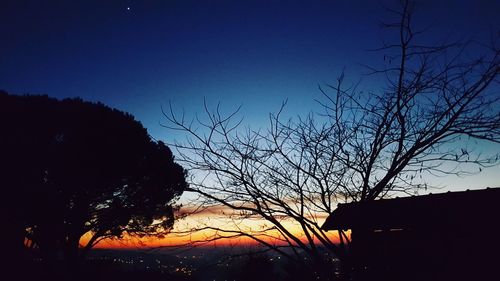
[13,247,331,281]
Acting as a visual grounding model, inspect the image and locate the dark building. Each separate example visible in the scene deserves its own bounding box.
[322,188,500,281]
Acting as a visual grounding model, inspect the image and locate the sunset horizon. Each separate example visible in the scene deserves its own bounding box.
[2,1,499,280]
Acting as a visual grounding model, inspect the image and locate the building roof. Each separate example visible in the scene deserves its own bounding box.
[321,187,500,231]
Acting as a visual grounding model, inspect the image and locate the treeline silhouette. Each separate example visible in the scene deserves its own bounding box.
[0,91,187,280]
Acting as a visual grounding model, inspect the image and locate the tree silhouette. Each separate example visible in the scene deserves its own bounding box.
[0,92,187,263]
[163,1,499,279]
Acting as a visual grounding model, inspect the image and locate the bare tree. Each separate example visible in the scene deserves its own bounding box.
[163,1,499,279]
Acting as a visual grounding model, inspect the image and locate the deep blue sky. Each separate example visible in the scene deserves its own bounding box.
[1,0,499,189]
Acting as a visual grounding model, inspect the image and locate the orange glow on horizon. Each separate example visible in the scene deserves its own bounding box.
[83,229,343,249]
[80,207,345,249]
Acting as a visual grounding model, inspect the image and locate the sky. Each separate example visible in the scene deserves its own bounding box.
[2,0,500,248]
[2,0,498,139]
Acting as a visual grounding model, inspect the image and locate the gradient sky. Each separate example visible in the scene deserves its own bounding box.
[2,0,499,189]
[2,1,500,248]
[2,0,498,136]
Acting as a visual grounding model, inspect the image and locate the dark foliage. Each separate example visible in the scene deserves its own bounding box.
[0,91,187,265]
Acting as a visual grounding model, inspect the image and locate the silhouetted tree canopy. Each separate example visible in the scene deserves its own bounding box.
[0,91,187,261]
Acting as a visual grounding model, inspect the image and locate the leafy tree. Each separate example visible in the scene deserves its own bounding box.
[0,92,187,262]
[164,1,499,279]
